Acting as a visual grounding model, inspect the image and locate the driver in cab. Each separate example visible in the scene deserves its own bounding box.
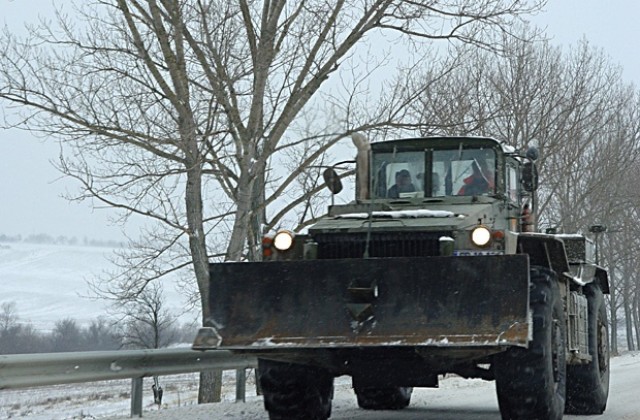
[387,169,416,198]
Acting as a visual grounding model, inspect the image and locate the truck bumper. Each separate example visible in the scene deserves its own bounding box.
[193,255,530,351]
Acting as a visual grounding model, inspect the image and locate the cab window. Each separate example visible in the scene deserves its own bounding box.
[433,148,496,196]
[372,151,425,198]
[506,164,518,203]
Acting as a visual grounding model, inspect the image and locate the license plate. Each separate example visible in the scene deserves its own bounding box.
[453,250,505,256]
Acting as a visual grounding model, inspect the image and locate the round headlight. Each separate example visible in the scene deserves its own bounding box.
[273,230,294,251]
[471,226,491,247]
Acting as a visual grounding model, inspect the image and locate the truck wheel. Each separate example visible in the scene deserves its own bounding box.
[565,282,610,414]
[494,266,567,420]
[355,386,413,410]
[258,359,333,420]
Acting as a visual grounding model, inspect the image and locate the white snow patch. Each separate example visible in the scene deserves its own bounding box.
[554,233,586,239]
[335,209,462,219]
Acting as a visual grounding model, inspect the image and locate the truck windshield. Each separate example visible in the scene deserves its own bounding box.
[371,146,496,199]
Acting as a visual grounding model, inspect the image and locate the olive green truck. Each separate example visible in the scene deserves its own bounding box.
[194,136,610,420]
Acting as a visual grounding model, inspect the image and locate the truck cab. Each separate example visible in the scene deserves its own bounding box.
[311,136,534,260]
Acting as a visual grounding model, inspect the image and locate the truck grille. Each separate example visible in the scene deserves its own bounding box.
[313,232,449,259]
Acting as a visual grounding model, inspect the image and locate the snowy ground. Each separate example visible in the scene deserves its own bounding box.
[0,242,199,332]
[0,370,248,419]
[2,352,640,419]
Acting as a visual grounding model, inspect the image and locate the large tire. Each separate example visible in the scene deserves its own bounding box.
[355,386,413,410]
[494,266,567,420]
[258,359,334,420]
[565,282,610,414]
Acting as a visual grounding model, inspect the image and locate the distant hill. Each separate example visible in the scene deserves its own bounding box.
[0,242,199,332]
[0,232,125,248]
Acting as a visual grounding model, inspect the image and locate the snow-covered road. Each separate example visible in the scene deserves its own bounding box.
[107,351,640,420]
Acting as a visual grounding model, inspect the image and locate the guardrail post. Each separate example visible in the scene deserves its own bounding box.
[235,368,246,402]
[131,377,143,417]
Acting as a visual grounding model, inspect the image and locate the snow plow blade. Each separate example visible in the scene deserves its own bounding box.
[194,255,530,350]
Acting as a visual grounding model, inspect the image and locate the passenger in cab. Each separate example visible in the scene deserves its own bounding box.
[458,158,494,196]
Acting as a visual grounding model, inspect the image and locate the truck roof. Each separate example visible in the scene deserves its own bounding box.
[370,136,516,154]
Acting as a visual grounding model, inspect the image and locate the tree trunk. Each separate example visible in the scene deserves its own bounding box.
[184,152,222,403]
[624,301,635,351]
[226,166,255,261]
[633,290,640,351]
[248,166,266,261]
[623,272,635,351]
[198,370,223,403]
[609,266,618,355]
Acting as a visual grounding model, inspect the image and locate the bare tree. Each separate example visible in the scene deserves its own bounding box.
[82,317,121,351]
[50,318,83,353]
[116,282,178,349]
[0,302,21,354]
[0,301,18,333]
[0,0,544,401]
[412,28,640,226]
[407,27,640,352]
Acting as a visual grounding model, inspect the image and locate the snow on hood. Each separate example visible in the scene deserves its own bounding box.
[554,233,586,239]
[335,209,465,219]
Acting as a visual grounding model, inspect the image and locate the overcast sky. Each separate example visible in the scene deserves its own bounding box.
[1,1,639,241]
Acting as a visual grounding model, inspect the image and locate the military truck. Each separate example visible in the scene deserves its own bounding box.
[193,136,610,420]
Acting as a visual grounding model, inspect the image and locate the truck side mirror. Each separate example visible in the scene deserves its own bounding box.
[522,146,539,192]
[323,168,343,195]
[522,161,538,192]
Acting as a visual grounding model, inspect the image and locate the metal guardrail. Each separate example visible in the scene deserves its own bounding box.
[0,348,258,417]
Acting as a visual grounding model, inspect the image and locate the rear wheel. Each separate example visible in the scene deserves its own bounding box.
[258,359,333,420]
[494,266,567,420]
[565,282,610,414]
[355,386,413,410]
